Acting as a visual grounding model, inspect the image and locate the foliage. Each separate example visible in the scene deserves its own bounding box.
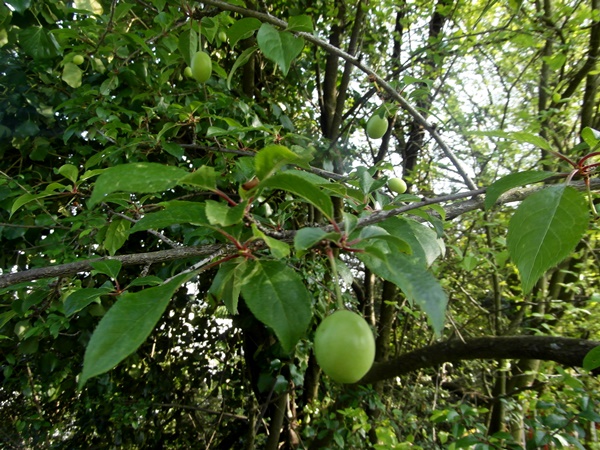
[1,0,599,448]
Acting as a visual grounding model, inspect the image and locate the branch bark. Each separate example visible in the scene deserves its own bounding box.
[360,336,600,383]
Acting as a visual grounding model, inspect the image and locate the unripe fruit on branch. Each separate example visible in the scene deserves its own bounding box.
[183,66,193,78]
[388,177,407,194]
[72,54,84,65]
[191,51,212,83]
[366,114,388,139]
[313,310,375,383]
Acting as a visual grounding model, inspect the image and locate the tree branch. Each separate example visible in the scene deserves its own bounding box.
[360,336,600,383]
[1,178,596,289]
[0,244,226,289]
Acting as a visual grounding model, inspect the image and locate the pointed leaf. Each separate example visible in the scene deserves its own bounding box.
[64,287,113,317]
[204,200,247,227]
[227,17,262,47]
[178,165,217,191]
[240,260,312,352]
[178,28,198,66]
[252,224,290,259]
[260,171,334,220]
[257,23,304,76]
[209,259,246,314]
[485,171,553,210]
[227,46,257,90]
[103,219,131,256]
[58,164,79,183]
[254,144,311,181]
[378,217,445,266]
[130,201,207,233]
[507,185,589,293]
[19,26,61,59]
[287,15,314,32]
[294,227,340,255]
[581,127,600,148]
[90,259,122,279]
[79,272,193,388]
[358,251,447,336]
[469,130,552,151]
[88,163,188,207]
[10,192,55,217]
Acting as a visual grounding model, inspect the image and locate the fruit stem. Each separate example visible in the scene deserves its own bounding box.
[326,246,344,310]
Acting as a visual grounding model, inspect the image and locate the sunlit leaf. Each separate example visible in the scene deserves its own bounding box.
[88,163,188,207]
[507,185,589,293]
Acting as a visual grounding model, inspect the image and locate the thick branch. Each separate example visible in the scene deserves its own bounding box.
[361,336,600,383]
[0,244,226,289]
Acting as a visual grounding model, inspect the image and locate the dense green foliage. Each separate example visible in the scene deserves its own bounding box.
[1,0,600,448]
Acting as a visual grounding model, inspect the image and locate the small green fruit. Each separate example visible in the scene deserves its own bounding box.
[191,50,212,83]
[314,310,375,384]
[366,114,388,139]
[183,66,193,78]
[388,177,407,194]
[218,31,228,42]
[72,54,85,65]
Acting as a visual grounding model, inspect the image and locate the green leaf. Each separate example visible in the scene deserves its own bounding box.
[469,130,552,151]
[357,226,412,255]
[130,201,207,233]
[58,164,79,183]
[260,171,334,220]
[254,144,311,181]
[485,171,553,210]
[287,15,314,32]
[507,185,589,293]
[209,259,246,314]
[103,219,131,256]
[358,251,447,336]
[19,26,61,59]
[177,165,217,191]
[581,127,600,148]
[251,224,290,259]
[62,62,83,88]
[79,272,194,388]
[294,227,340,255]
[64,287,113,317]
[583,346,600,371]
[88,163,188,207]
[227,46,257,90]
[126,276,164,288]
[124,32,154,58]
[256,23,304,76]
[377,217,445,266]
[10,192,55,217]
[162,142,184,159]
[90,259,122,279]
[204,200,246,227]
[240,260,312,352]
[227,17,262,47]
